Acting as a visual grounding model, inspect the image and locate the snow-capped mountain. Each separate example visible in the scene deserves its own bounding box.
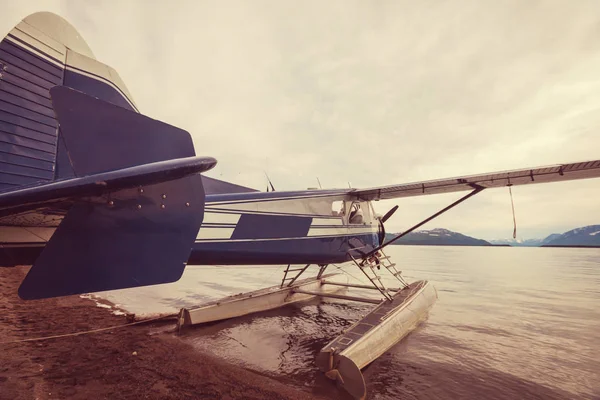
[385,226,600,247]
[489,226,600,247]
[543,225,600,247]
[385,228,491,246]
[489,234,560,247]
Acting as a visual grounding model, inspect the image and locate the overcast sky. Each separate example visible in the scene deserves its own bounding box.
[3,0,600,240]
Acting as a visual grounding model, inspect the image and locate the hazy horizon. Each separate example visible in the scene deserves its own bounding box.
[2,1,600,240]
[388,224,600,242]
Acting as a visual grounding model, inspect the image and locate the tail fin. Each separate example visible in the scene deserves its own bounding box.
[0,12,139,191]
[14,87,213,300]
[12,85,213,299]
[0,12,216,299]
[50,85,195,176]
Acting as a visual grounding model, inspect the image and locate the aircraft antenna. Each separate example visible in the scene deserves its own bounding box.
[317,177,322,189]
[264,171,276,192]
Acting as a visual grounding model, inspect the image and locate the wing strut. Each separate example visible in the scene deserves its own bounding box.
[366,185,485,257]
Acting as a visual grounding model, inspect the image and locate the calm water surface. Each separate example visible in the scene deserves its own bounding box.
[99,246,600,399]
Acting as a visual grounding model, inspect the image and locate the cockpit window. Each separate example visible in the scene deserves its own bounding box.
[348,202,363,224]
[332,201,344,217]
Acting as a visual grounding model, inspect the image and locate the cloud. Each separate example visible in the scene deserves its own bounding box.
[2,0,599,239]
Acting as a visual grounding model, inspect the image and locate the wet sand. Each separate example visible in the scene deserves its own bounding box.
[0,266,322,400]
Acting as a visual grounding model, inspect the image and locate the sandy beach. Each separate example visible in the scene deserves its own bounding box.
[0,266,322,400]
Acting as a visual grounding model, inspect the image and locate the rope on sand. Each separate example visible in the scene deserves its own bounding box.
[0,314,175,345]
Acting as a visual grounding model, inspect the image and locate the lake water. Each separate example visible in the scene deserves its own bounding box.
[98,246,600,400]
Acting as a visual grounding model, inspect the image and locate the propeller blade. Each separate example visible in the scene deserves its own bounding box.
[381,205,399,223]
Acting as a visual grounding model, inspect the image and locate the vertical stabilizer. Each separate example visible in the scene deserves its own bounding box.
[0,12,139,191]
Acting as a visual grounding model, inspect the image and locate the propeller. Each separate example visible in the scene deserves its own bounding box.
[380,205,399,223]
[375,205,399,246]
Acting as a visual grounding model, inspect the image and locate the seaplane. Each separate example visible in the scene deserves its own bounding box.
[1,12,599,399]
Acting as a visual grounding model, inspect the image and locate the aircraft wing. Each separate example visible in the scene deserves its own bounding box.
[350,160,600,201]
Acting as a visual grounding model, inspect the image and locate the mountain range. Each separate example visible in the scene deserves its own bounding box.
[541,225,600,247]
[386,225,600,247]
[489,235,560,247]
[384,228,492,246]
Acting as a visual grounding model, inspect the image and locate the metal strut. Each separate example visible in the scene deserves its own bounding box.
[280,264,310,288]
[316,264,328,279]
[348,252,395,301]
[342,186,484,302]
[366,186,484,257]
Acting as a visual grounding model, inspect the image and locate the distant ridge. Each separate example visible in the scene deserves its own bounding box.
[489,225,600,248]
[385,225,600,247]
[385,228,491,246]
[489,234,559,247]
[542,225,600,248]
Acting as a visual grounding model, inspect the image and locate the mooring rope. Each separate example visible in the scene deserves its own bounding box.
[0,314,173,345]
[508,184,517,239]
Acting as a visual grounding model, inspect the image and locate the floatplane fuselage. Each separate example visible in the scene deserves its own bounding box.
[182,189,381,265]
[3,186,382,267]
[2,12,600,400]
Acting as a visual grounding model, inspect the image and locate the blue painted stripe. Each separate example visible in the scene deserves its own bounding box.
[1,38,62,77]
[194,232,374,242]
[201,223,238,227]
[205,189,348,203]
[231,214,313,240]
[0,48,62,84]
[204,206,343,219]
[188,233,377,265]
[199,222,363,231]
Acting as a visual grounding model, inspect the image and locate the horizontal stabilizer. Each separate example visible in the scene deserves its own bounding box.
[18,174,205,300]
[50,86,196,176]
[0,156,215,210]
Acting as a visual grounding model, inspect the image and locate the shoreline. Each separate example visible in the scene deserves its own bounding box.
[0,266,323,400]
